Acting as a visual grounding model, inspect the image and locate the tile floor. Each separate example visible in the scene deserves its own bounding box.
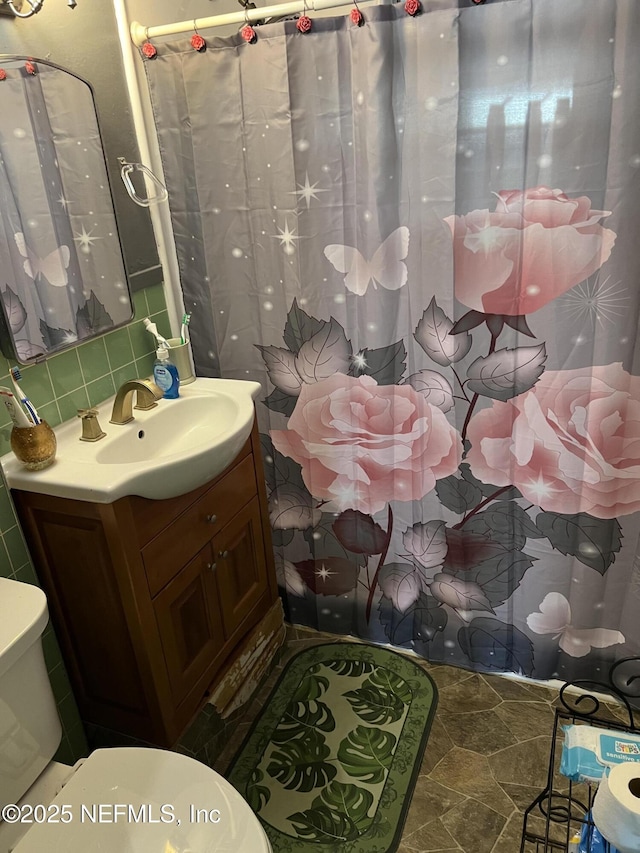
[213,625,627,853]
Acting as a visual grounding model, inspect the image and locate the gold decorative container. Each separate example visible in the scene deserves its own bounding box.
[10,421,57,470]
[167,337,196,384]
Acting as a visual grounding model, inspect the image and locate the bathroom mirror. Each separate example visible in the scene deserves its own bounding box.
[0,55,133,363]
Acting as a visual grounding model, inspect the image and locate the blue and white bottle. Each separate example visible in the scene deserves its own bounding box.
[153,345,180,399]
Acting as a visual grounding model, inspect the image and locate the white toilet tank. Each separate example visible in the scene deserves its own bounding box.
[0,578,62,808]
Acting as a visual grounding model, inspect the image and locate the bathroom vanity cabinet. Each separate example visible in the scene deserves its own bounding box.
[11,421,278,748]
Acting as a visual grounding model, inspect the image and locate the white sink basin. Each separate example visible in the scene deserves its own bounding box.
[1,377,262,503]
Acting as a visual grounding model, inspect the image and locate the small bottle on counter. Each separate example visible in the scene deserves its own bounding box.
[153,345,180,399]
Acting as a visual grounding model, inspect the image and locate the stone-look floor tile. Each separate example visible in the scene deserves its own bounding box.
[402,817,462,851]
[482,673,549,704]
[488,737,553,789]
[401,849,461,853]
[425,664,475,691]
[551,693,615,723]
[403,778,466,835]
[277,637,332,664]
[213,721,252,774]
[429,747,515,817]
[550,776,593,813]
[602,700,634,726]
[441,709,518,755]
[247,671,282,711]
[525,812,575,846]
[284,624,298,642]
[522,681,560,703]
[490,811,526,853]
[420,717,455,774]
[437,674,502,713]
[494,700,555,742]
[500,781,546,812]
[440,798,508,853]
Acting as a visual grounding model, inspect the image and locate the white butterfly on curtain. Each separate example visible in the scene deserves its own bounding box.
[526,592,625,658]
[323,226,410,295]
[14,232,71,288]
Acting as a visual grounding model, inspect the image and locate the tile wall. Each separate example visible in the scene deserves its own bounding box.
[0,283,170,765]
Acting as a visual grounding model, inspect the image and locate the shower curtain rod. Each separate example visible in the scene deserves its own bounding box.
[130,0,369,46]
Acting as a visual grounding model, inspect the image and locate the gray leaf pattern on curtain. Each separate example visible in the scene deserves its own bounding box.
[145,0,640,682]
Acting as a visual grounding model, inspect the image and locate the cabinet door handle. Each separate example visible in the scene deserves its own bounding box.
[207,562,217,572]
[219,550,229,559]
[206,514,217,524]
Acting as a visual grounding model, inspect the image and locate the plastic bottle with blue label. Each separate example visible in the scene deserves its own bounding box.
[153,345,180,399]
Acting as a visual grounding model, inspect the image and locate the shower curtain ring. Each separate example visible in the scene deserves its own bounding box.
[350,0,364,27]
[241,8,257,43]
[297,0,313,33]
[191,19,207,51]
[141,28,157,59]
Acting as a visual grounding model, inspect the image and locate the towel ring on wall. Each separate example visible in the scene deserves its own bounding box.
[118,157,168,207]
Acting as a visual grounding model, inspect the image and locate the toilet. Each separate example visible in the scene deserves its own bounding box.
[0,577,272,852]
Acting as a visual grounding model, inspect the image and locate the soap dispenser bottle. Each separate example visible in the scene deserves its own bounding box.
[153,345,180,399]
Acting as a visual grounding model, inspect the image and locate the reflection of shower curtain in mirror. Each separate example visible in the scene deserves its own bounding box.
[145,0,640,684]
[0,61,130,361]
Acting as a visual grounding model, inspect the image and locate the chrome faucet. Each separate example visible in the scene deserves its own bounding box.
[110,378,164,425]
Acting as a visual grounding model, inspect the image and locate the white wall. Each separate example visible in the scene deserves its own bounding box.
[127,0,241,35]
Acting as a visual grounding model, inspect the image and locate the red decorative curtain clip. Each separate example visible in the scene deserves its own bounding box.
[241,9,257,43]
[404,0,421,16]
[297,0,312,33]
[25,61,37,75]
[0,69,6,82]
[471,0,486,4]
[191,21,206,52]
[350,0,363,27]
[141,40,157,59]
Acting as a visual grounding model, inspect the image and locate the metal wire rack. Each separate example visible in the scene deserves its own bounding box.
[520,657,640,853]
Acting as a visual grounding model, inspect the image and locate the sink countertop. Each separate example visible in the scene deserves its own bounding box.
[1,377,262,504]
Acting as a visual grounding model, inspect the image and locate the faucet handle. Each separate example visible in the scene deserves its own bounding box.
[77,408,106,442]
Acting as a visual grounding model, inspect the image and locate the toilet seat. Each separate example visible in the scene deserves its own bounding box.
[13,747,272,852]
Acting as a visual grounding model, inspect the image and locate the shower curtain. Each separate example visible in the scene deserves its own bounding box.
[144,0,640,682]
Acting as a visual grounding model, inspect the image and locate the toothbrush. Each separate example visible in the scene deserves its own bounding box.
[143,318,170,349]
[9,366,40,425]
[180,313,191,345]
[0,387,33,428]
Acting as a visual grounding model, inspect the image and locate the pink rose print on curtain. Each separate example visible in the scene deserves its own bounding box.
[258,190,627,675]
[270,373,461,515]
[466,363,640,519]
[445,186,616,316]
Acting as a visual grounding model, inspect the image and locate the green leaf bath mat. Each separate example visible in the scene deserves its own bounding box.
[227,642,438,853]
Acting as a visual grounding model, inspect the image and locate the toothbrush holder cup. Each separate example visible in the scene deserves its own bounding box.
[167,337,195,385]
[11,421,57,470]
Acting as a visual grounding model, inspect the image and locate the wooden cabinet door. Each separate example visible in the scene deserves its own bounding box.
[154,546,224,704]
[215,497,269,640]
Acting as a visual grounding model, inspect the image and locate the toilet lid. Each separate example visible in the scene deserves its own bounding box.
[14,747,272,852]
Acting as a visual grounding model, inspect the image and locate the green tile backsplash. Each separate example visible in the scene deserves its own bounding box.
[0,282,169,766]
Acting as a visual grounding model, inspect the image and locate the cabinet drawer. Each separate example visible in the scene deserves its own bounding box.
[142,453,257,597]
